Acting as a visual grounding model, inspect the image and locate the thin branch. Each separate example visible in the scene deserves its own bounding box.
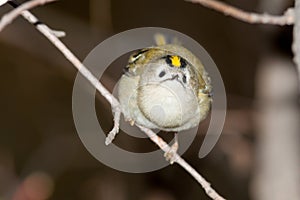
[186,0,294,25]
[0,1,226,199]
[0,0,119,106]
[137,125,225,200]
[0,0,8,7]
[0,0,54,31]
[0,0,65,37]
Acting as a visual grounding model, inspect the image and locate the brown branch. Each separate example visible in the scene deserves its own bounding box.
[186,0,294,25]
[0,0,8,7]
[0,0,55,31]
[0,0,119,107]
[137,125,225,200]
[0,1,226,199]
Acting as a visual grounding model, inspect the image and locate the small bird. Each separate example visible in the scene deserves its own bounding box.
[117,34,212,163]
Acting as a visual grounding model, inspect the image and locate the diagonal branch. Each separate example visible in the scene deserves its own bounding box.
[0,0,55,31]
[186,0,294,25]
[137,125,225,200]
[0,1,226,199]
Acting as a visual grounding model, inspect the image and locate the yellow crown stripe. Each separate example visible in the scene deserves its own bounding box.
[170,56,181,68]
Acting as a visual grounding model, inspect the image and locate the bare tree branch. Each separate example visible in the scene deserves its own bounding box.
[0,0,226,199]
[0,0,55,31]
[186,0,294,25]
[0,0,8,7]
[137,125,225,200]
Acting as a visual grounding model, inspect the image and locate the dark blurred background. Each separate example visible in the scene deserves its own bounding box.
[0,0,299,200]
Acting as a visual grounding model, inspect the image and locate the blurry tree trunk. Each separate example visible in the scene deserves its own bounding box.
[252,57,300,200]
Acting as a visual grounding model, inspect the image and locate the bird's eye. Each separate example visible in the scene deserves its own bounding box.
[159,71,166,77]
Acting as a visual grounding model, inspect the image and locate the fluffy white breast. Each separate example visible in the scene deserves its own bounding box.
[137,79,199,129]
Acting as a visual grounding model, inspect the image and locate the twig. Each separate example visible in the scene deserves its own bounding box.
[0,0,120,109]
[137,125,225,200]
[0,0,65,37]
[186,0,294,25]
[0,0,54,31]
[0,0,8,7]
[0,1,226,199]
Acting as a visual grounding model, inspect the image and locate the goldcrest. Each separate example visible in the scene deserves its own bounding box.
[118,35,212,132]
